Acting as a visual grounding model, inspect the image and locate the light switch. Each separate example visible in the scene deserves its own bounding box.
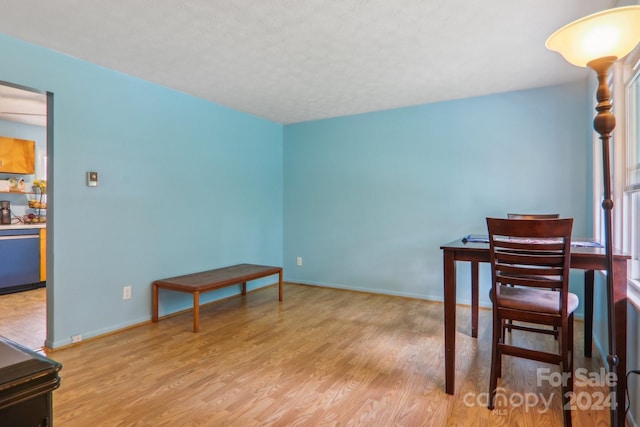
[87,171,98,187]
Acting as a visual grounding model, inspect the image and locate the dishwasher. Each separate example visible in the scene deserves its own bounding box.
[0,229,42,295]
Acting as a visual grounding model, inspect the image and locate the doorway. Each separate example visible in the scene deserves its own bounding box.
[0,82,50,350]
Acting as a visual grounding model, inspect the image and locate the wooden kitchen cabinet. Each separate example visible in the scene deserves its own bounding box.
[40,228,46,282]
[0,137,35,174]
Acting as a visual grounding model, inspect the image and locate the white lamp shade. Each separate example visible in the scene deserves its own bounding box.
[546,5,640,67]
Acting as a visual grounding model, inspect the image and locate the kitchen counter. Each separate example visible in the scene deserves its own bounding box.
[0,224,46,230]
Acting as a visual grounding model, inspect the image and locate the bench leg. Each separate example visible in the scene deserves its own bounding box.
[279,270,283,301]
[193,291,200,333]
[152,284,159,322]
[242,281,247,296]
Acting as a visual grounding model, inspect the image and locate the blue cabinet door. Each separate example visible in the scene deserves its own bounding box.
[0,234,40,290]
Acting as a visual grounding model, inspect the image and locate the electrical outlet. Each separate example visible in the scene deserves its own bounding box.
[123,286,132,300]
[71,335,82,343]
[296,257,303,266]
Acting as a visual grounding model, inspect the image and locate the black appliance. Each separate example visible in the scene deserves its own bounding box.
[0,335,62,426]
[0,201,10,225]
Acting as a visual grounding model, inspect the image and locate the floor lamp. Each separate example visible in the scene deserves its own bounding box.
[546,6,640,427]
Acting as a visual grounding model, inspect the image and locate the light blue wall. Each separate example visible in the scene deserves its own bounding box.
[0,34,283,347]
[283,81,591,311]
[2,23,638,422]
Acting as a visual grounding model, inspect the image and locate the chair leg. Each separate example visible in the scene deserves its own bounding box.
[497,346,502,378]
[561,369,573,427]
[504,319,512,337]
[554,287,559,340]
[560,315,573,427]
[497,318,503,378]
[562,392,572,427]
[488,311,501,410]
[568,313,574,391]
[504,285,514,336]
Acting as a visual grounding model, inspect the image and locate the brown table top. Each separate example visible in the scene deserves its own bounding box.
[153,263,282,291]
[440,236,629,259]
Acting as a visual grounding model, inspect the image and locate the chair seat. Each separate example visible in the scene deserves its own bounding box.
[498,285,579,314]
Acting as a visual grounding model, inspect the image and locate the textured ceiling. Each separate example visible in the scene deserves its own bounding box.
[0,85,47,127]
[0,0,621,125]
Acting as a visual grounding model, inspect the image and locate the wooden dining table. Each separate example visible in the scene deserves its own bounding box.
[440,236,630,426]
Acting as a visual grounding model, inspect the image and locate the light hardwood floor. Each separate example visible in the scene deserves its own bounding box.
[5,284,613,426]
[0,287,46,350]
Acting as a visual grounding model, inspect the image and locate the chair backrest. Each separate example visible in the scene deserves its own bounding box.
[486,217,573,310]
[507,213,559,220]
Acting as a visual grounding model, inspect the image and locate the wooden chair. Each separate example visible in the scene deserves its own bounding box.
[486,218,577,427]
[504,213,560,337]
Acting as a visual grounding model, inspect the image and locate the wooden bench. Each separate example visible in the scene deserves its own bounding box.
[152,263,283,332]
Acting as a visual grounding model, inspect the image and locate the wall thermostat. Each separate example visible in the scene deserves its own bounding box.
[87,171,98,187]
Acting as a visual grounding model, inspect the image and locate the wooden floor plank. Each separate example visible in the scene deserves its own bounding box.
[0,287,46,350]
[1,284,612,426]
